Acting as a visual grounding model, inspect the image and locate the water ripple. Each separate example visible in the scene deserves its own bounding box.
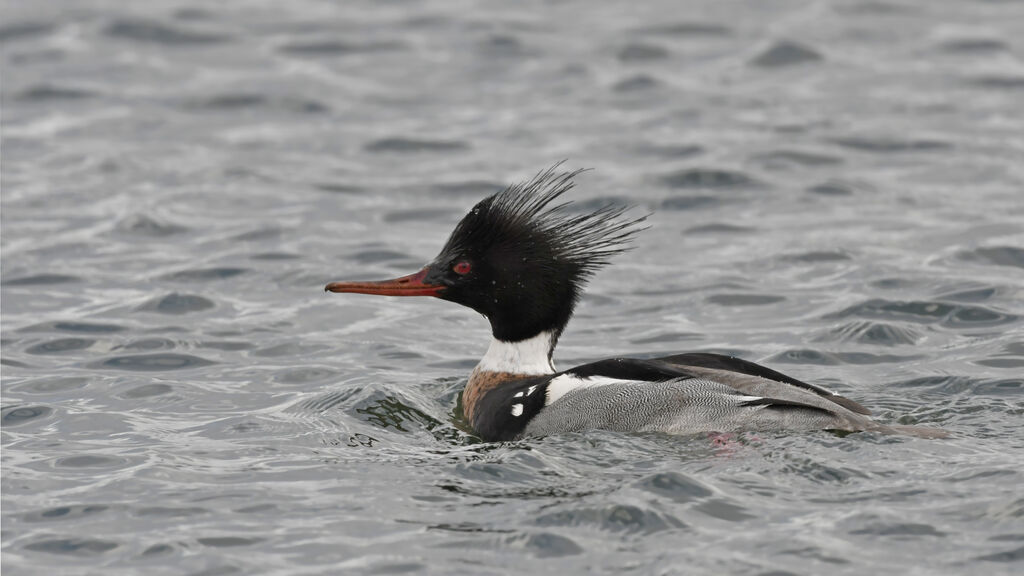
[957,246,1024,269]
[20,321,126,334]
[661,168,762,190]
[751,40,823,67]
[161,268,248,282]
[535,504,686,534]
[90,353,214,371]
[24,537,119,556]
[278,39,405,56]
[364,138,469,153]
[826,321,923,346]
[25,337,95,354]
[137,293,215,314]
[1,405,54,427]
[0,21,55,42]
[826,299,1018,328]
[618,43,670,62]
[3,273,80,286]
[103,18,229,44]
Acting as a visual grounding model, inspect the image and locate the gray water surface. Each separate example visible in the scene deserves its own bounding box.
[3,1,1024,574]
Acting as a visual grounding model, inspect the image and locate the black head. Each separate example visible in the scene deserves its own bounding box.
[327,165,646,343]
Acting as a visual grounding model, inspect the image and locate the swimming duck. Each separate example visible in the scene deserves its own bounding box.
[326,166,945,441]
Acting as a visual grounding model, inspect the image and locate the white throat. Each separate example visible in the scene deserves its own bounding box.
[475,331,556,375]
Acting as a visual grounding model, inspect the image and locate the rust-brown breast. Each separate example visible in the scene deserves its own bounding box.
[463,368,524,425]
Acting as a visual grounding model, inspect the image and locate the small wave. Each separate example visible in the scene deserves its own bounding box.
[278,39,404,56]
[661,168,762,190]
[618,43,670,62]
[197,536,263,548]
[137,293,215,314]
[636,143,704,159]
[612,74,662,93]
[752,150,842,168]
[90,353,214,371]
[113,213,187,237]
[183,94,327,114]
[707,294,786,306]
[364,137,469,153]
[806,179,874,196]
[25,338,95,355]
[957,246,1024,269]
[751,41,823,67]
[313,182,365,195]
[826,298,1017,328]
[291,388,365,414]
[118,383,174,399]
[19,321,126,334]
[161,268,248,282]
[660,196,725,211]
[3,273,80,286]
[480,34,532,57]
[1,405,54,427]
[535,503,686,534]
[104,18,229,45]
[635,471,713,502]
[781,250,852,263]
[0,22,54,43]
[938,38,1008,53]
[21,504,109,523]
[826,321,923,346]
[23,537,118,557]
[633,22,732,37]
[767,349,923,365]
[828,136,952,153]
[937,286,998,302]
[272,367,340,385]
[16,85,97,101]
[112,338,177,352]
[683,223,754,236]
[970,76,1024,90]
[495,532,583,558]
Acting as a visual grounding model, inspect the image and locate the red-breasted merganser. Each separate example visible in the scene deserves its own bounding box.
[326,166,946,441]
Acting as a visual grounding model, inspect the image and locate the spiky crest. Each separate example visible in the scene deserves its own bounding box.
[444,164,644,275]
[431,164,647,343]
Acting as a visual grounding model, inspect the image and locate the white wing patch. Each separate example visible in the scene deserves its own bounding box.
[511,403,524,417]
[545,374,628,406]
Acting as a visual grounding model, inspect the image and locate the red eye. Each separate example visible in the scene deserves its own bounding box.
[453,261,472,275]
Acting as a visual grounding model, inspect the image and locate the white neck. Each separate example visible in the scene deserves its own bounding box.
[475,330,556,375]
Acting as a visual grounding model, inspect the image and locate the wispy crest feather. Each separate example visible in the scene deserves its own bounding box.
[444,163,647,281]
